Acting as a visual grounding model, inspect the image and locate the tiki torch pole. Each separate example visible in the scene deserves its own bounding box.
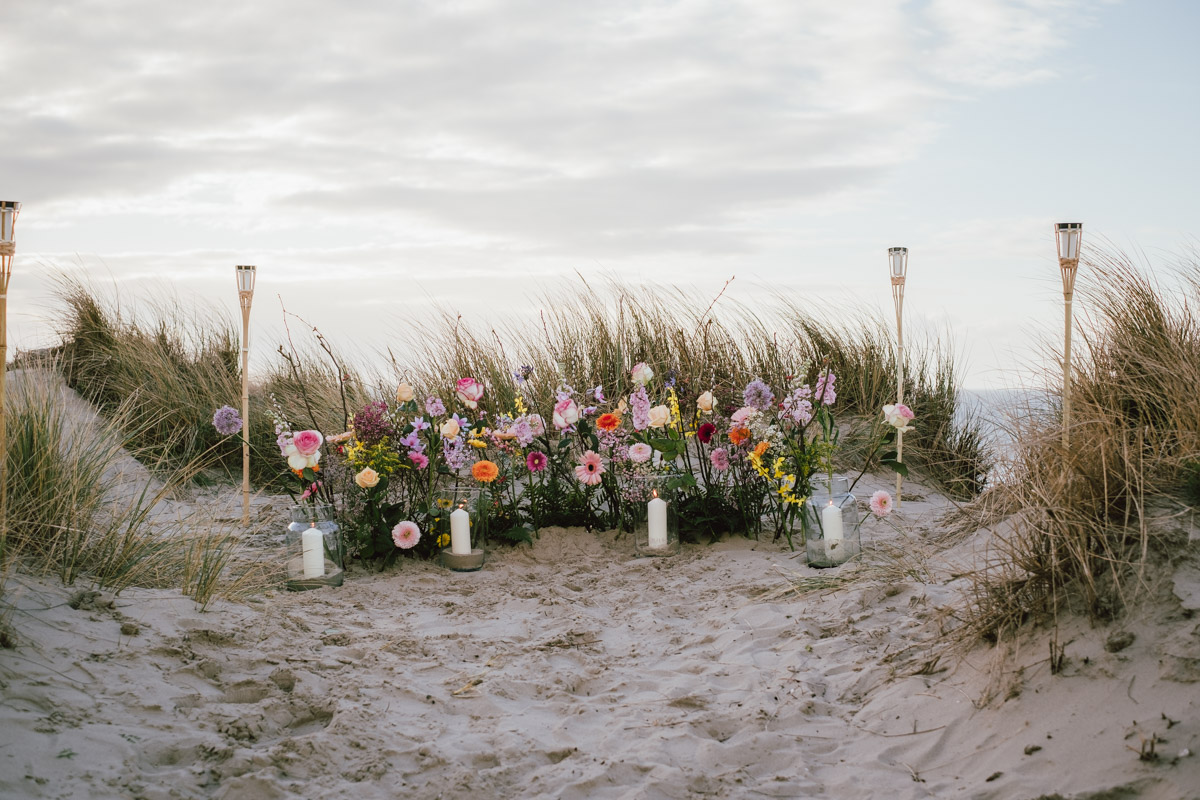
[0,201,21,544]
[888,246,908,507]
[236,265,256,526]
[1055,223,1082,451]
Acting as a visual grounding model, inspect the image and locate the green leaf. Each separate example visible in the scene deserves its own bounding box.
[881,458,909,478]
[668,475,698,491]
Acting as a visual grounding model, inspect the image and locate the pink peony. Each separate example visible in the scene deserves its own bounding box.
[709,447,730,472]
[730,406,757,424]
[392,520,421,549]
[870,490,893,517]
[553,398,580,430]
[574,450,605,486]
[456,377,485,409]
[292,429,323,456]
[628,442,653,463]
[526,451,548,472]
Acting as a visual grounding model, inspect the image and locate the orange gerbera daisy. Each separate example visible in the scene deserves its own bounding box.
[471,459,500,483]
[752,441,770,459]
[596,412,622,432]
[728,427,751,446]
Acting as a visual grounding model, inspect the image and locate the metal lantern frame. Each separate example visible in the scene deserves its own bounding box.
[236,265,256,525]
[888,246,908,507]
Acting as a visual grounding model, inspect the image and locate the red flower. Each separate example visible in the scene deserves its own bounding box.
[697,422,716,444]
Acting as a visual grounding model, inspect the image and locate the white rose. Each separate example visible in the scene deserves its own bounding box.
[697,391,714,413]
[647,404,671,428]
[287,453,308,471]
[631,362,654,386]
[440,418,461,438]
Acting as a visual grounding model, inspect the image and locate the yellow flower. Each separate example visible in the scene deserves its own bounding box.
[667,388,681,427]
[514,396,528,416]
[468,438,488,448]
[436,498,453,509]
[437,533,451,548]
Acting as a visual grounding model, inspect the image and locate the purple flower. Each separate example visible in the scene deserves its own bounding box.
[511,419,534,447]
[442,437,471,471]
[664,368,678,390]
[212,405,243,436]
[743,378,775,411]
[425,396,446,416]
[630,386,651,431]
[399,431,424,452]
[815,371,837,406]
[410,416,431,433]
[782,387,814,424]
[582,406,598,416]
[513,365,534,384]
[590,385,605,403]
[352,400,395,447]
[451,413,471,433]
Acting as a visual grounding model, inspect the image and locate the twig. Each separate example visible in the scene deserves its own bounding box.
[693,275,735,336]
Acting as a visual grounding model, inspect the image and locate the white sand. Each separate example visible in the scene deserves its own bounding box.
[2,477,1198,799]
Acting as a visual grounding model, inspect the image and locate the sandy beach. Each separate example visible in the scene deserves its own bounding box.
[2,478,1197,800]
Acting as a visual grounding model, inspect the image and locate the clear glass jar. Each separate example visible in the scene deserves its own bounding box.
[286,504,343,570]
[623,474,681,557]
[804,476,861,568]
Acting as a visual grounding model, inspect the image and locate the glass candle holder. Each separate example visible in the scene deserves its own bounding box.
[804,476,861,568]
[286,504,344,589]
[624,474,680,557]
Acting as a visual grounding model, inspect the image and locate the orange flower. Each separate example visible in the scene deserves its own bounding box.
[752,441,770,459]
[596,412,622,432]
[471,460,500,483]
[729,427,750,446]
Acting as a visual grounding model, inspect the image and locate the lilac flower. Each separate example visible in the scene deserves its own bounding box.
[664,368,678,390]
[451,413,471,434]
[398,431,424,452]
[815,371,837,406]
[630,386,651,431]
[352,400,395,446]
[212,405,243,436]
[743,378,775,411]
[442,437,471,471]
[556,383,576,403]
[410,416,431,433]
[511,419,534,447]
[590,385,605,403]
[782,387,814,425]
[425,396,446,416]
[582,406,598,417]
[513,365,534,384]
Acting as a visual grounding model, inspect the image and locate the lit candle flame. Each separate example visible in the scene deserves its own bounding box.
[652,490,658,499]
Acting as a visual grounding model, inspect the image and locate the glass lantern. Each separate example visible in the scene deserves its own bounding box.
[624,474,681,557]
[441,487,486,571]
[286,504,344,589]
[804,476,861,568]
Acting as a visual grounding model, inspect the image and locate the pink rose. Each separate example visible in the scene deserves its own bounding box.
[527,414,546,436]
[456,377,485,409]
[553,398,580,430]
[292,430,323,456]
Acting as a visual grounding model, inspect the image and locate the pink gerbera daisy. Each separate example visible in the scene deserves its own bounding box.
[408,451,429,470]
[526,451,548,472]
[392,520,421,549]
[574,450,606,486]
[870,490,893,517]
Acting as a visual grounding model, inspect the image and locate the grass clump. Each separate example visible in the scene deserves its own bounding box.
[957,247,1200,642]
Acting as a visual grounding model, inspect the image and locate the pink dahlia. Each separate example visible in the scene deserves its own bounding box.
[870,490,893,517]
[292,429,323,456]
[628,442,653,463]
[574,450,605,486]
[392,520,421,549]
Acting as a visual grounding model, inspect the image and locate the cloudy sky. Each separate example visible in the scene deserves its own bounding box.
[3,0,1196,388]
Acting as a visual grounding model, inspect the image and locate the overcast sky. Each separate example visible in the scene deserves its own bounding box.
[3,0,1196,388]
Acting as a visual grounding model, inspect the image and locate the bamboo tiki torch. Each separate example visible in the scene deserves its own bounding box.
[888,246,908,507]
[236,265,256,526]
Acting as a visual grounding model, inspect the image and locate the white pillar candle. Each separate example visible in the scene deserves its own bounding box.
[647,495,668,549]
[301,527,325,578]
[450,507,472,555]
[822,501,844,563]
